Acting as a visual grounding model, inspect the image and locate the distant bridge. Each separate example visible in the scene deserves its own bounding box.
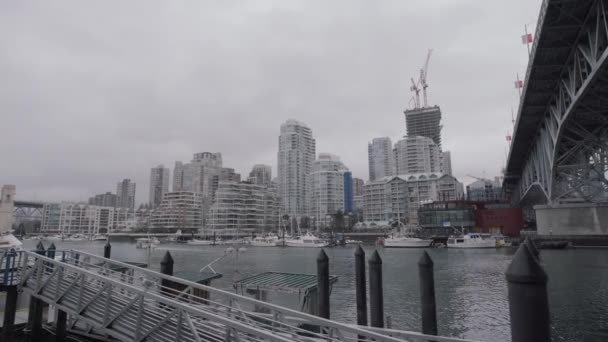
[504,0,608,235]
[13,200,44,224]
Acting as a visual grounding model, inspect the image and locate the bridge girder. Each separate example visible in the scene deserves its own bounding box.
[511,0,608,205]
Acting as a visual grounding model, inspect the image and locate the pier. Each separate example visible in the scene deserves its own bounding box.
[0,240,553,342]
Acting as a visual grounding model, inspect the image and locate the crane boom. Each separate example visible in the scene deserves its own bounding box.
[420,49,433,107]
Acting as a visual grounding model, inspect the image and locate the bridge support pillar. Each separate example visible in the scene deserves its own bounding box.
[535,203,608,237]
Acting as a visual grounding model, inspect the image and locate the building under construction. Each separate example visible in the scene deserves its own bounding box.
[403,105,443,148]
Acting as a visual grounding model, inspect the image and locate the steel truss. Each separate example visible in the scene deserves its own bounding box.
[519,0,608,203]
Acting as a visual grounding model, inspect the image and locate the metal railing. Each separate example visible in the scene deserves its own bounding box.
[11,249,483,342]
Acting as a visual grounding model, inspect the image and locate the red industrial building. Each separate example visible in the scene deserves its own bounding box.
[418,200,524,237]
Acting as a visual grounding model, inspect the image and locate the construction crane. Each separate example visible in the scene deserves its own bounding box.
[420,49,433,108]
[410,77,421,109]
[408,49,433,109]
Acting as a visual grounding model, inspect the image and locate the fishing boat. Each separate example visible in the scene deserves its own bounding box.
[447,233,496,248]
[384,236,433,248]
[250,235,279,247]
[135,237,160,249]
[285,233,329,248]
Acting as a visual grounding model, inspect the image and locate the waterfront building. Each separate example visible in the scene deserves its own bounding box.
[41,202,135,236]
[277,119,316,218]
[403,106,442,148]
[393,136,441,174]
[363,176,408,224]
[150,191,203,232]
[418,200,523,236]
[88,192,117,207]
[441,151,453,176]
[0,185,15,233]
[307,153,349,228]
[116,179,136,210]
[209,181,278,232]
[248,164,272,186]
[344,171,354,214]
[466,177,504,201]
[363,172,464,225]
[149,164,170,208]
[368,137,394,181]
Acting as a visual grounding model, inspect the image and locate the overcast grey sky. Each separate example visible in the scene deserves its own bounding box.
[1,0,541,204]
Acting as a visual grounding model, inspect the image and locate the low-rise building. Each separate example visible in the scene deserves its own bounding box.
[363,173,464,225]
[150,191,203,232]
[209,181,278,232]
[466,177,504,201]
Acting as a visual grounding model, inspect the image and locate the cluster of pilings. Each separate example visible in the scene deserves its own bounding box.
[314,239,550,342]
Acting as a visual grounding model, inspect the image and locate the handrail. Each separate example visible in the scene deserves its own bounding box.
[71,249,408,342]
[21,251,296,342]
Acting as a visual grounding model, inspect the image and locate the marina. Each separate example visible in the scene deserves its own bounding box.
[0,239,603,341]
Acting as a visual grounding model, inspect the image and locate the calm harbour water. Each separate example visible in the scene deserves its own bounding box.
[23,240,608,342]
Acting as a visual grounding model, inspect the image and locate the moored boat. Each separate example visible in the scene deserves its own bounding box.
[285,233,329,248]
[447,233,496,248]
[384,236,433,248]
[135,237,160,249]
[251,235,279,247]
[187,239,214,246]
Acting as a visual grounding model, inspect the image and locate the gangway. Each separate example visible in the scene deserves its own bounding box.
[0,249,482,342]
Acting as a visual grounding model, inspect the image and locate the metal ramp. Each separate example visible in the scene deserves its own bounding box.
[8,250,480,342]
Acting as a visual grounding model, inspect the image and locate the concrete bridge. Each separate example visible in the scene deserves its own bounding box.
[504,0,608,236]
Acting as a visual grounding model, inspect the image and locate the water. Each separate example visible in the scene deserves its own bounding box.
[23,240,608,342]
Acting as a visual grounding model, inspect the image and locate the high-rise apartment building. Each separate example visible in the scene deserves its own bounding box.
[344,171,354,214]
[88,192,118,207]
[441,151,453,176]
[368,137,394,181]
[307,153,348,227]
[149,165,170,207]
[116,179,136,210]
[172,152,241,224]
[353,178,365,196]
[277,119,316,218]
[393,136,441,174]
[249,164,272,186]
[404,106,443,148]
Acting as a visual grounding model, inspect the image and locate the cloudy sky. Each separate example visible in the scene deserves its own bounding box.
[1,0,541,204]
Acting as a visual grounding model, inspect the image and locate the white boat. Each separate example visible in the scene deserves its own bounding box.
[447,233,496,248]
[345,239,363,245]
[384,236,432,248]
[0,234,23,252]
[187,239,214,246]
[285,233,329,248]
[167,229,183,242]
[135,237,160,249]
[91,234,107,241]
[45,235,64,241]
[68,234,87,241]
[250,235,279,247]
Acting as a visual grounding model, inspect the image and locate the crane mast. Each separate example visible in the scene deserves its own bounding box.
[409,49,433,109]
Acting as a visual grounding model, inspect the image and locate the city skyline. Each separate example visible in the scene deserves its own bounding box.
[0,0,539,204]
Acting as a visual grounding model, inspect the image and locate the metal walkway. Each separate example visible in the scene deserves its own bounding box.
[2,250,480,342]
